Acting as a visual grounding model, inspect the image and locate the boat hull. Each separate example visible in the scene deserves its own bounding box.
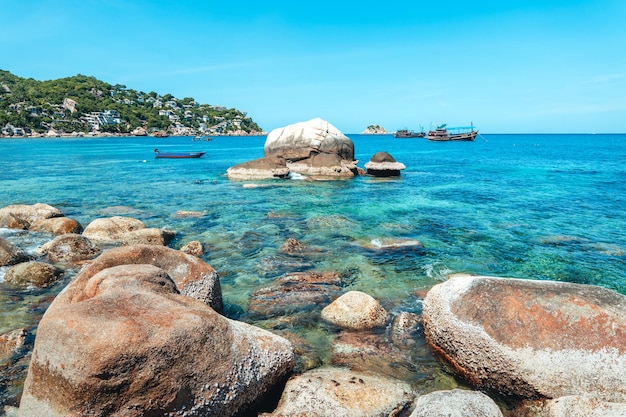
[154,151,206,159]
[394,129,425,138]
[427,130,478,141]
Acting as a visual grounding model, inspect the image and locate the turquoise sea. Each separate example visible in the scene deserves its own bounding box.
[1,133,626,406]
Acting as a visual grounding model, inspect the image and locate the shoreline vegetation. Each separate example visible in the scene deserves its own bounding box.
[0,69,265,138]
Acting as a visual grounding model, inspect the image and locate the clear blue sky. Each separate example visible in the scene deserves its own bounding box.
[2,0,625,133]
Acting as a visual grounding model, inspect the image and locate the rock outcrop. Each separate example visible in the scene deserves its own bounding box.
[19,262,294,417]
[422,275,626,402]
[364,152,406,177]
[227,118,359,180]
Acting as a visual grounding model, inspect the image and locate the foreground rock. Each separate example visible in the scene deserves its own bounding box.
[0,203,63,230]
[19,263,294,417]
[409,389,503,417]
[364,152,406,177]
[71,244,223,313]
[262,367,414,417]
[422,275,626,402]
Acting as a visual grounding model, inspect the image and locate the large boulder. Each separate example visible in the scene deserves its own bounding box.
[226,156,290,180]
[263,118,358,178]
[19,263,294,417]
[71,244,223,313]
[262,367,414,417]
[422,275,626,402]
[0,203,63,230]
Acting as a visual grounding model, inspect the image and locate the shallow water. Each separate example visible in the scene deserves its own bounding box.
[1,133,625,404]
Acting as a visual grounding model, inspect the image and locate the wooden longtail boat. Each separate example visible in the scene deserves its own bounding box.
[153,148,206,159]
[427,124,478,141]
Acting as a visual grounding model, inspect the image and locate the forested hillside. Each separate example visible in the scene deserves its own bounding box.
[0,70,262,136]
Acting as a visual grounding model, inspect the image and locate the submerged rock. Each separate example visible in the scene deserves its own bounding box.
[0,238,31,266]
[180,240,204,257]
[248,271,343,320]
[422,275,626,402]
[4,261,63,288]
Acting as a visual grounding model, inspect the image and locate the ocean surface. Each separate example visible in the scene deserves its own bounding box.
[1,133,626,405]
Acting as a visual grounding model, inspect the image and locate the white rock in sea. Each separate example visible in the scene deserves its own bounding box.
[321,290,389,330]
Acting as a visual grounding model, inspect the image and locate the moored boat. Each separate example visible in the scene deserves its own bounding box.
[394,129,426,138]
[427,124,478,141]
[153,148,206,159]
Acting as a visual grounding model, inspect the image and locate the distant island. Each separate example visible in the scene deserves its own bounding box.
[0,70,264,137]
[361,124,387,134]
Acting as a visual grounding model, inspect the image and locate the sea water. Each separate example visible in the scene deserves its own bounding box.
[1,133,625,401]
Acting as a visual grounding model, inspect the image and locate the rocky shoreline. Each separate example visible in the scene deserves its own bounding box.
[1,120,625,416]
[0,130,266,139]
[1,200,625,416]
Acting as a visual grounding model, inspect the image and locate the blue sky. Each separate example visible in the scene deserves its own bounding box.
[2,0,625,133]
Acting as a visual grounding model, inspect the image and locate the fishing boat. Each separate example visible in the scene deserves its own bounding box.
[427,124,478,141]
[153,148,206,159]
[394,128,426,138]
